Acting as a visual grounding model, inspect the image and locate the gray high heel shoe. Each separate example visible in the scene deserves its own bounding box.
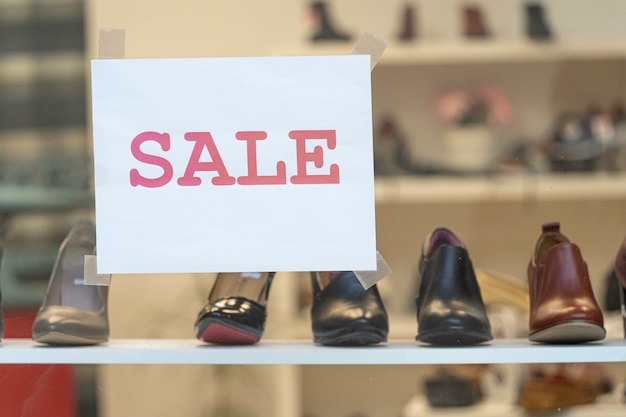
[32,218,109,345]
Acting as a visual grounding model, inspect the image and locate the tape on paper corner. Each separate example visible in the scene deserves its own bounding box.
[98,28,126,59]
[84,255,112,286]
[354,251,392,289]
[351,32,387,71]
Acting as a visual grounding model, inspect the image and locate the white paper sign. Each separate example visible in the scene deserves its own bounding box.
[91,55,376,274]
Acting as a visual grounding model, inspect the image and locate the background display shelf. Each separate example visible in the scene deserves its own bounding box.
[0,339,625,365]
[374,174,626,204]
[273,39,626,66]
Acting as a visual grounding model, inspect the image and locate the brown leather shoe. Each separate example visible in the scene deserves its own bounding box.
[527,222,605,343]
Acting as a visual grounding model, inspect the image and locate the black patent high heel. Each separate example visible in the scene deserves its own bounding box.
[616,237,626,338]
[310,271,388,346]
[195,272,274,345]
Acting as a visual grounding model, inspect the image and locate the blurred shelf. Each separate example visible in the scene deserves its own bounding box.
[0,185,92,212]
[374,173,626,204]
[271,39,626,66]
[0,338,625,365]
[401,396,626,417]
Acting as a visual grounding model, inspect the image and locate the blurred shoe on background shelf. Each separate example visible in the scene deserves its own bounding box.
[518,363,612,413]
[396,2,417,42]
[309,1,351,42]
[525,2,552,41]
[607,103,626,171]
[435,86,514,174]
[425,365,486,407]
[462,4,490,38]
[373,116,415,176]
[195,272,274,345]
[415,228,493,346]
[310,271,388,346]
[527,222,605,343]
[547,112,607,172]
[615,235,626,338]
[32,218,109,345]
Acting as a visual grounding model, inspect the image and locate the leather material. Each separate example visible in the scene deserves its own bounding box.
[32,304,109,344]
[195,272,274,344]
[32,218,109,345]
[195,296,267,337]
[416,242,492,345]
[310,271,388,346]
[528,223,604,342]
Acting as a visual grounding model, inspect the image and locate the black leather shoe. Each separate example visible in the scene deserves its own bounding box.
[416,228,492,346]
[310,271,388,346]
[195,272,274,345]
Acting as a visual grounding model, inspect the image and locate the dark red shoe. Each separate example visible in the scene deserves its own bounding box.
[528,222,605,343]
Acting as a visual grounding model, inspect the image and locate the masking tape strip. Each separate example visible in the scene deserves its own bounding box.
[98,28,126,59]
[354,251,392,289]
[84,255,112,286]
[351,32,387,71]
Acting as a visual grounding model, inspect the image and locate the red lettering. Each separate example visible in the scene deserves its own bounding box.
[177,132,236,186]
[236,131,286,185]
[129,131,174,188]
[289,130,340,184]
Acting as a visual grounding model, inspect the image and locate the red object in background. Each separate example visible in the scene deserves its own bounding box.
[0,309,77,417]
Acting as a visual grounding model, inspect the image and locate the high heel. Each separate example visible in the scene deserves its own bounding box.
[310,271,388,346]
[615,236,626,338]
[195,272,274,345]
[32,218,109,345]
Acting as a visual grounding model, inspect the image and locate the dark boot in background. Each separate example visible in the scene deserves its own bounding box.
[309,1,351,42]
[526,2,552,41]
[463,4,490,38]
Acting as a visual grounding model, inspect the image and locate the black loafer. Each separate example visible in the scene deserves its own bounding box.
[310,271,388,346]
[416,228,492,346]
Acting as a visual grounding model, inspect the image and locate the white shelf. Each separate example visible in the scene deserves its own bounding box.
[374,174,626,204]
[271,40,626,66]
[401,396,626,417]
[0,339,625,365]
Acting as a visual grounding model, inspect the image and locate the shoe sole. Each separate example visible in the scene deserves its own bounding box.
[33,331,107,346]
[196,318,261,345]
[417,326,493,346]
[529,321,606,343]
[314,319,388,346]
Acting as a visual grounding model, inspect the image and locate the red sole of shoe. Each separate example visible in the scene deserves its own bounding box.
[199,322,260,345]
